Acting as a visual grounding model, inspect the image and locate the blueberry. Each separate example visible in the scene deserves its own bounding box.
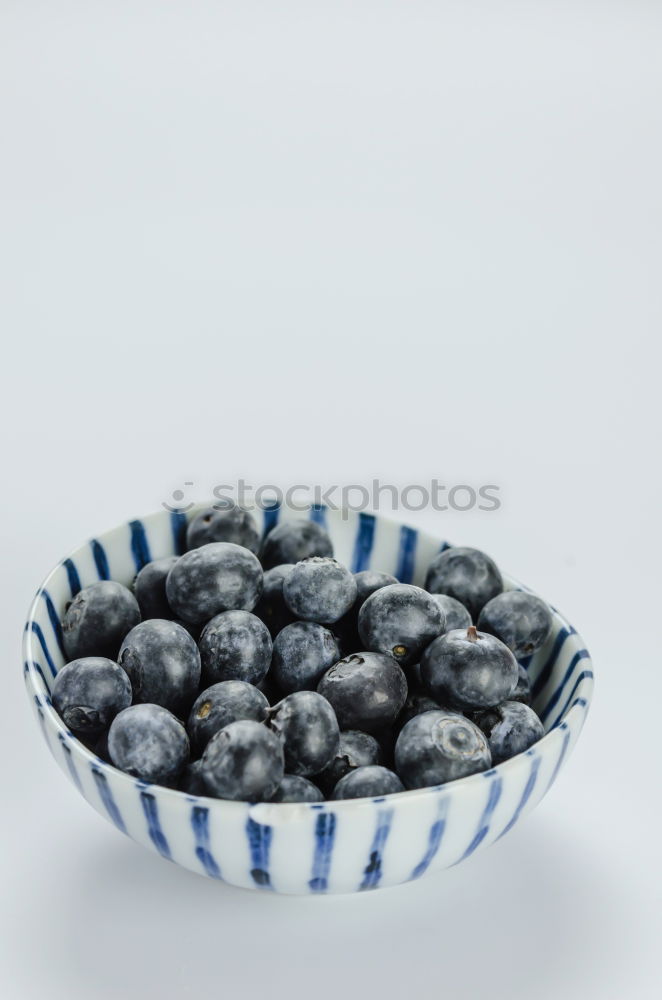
[118,619,201,715]
[166,542,263,624]
[395,710,491,788]
[358,583,444,666]
[421,625,518,710]
[512,663,532,705]
[133,557,178,620]
[199,610,272,686]
[354,570,399,608]
[179,759,208,795]
[332,765,404,800]
[329,571,398,656]
[283,557,357,625]
[260,520,333,570]
[477,591,553,658]
[270,775,324,803]
[52,656,132,736]
[266,691,340,777]
[425,547,503,620]
[271,621,340,693]
[432,594,472,632]
[473,701,544,764]
[317,652,407,733]
[397,691,443,731]
[253,564,296,637]
[200,719,284,801]
[316,729,383,794]
[108,704,189,783]
[61,581,141,660]
[187,680,269,753]
[186,504,260,554]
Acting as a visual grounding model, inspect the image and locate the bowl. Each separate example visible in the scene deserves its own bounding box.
[23,505,593,894]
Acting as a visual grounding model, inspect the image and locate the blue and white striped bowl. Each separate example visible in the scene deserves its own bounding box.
[24,505,593,894]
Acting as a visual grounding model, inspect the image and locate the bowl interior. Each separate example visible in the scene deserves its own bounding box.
[24,503,592,757]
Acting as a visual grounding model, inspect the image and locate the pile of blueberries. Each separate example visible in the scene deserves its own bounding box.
[51,508,552,803]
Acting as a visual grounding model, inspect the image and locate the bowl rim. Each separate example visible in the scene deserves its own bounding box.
[23,505,594,815]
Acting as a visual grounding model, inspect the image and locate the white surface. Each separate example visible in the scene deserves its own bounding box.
[0,2,659,998]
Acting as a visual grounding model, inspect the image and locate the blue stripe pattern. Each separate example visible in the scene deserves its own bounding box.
[170,511,188,555]
[395,525,417,583]
[360,808,394,890]
[351,512,375,572]
[30,622,58,677]
[498,754,541,840]
[549,670,593,728]
[191,806,222,879]
[309,812,337,892]
[261,501,280,538]
[33,695,48,743]
[129,519,151,570]
[546,725,571,793]
[540,651,592,724]
[63,558,81,596]
[91,766,127,832]
[458,774,503,862]
[532,625,577,699]
[139,790,171,859]
[91,539,110,579]
[411,797,449,879]
[30,659,49,690]
[246,818,273,889]
[309,504,327,528]
[58,733,83,792]
[41,589,65,657]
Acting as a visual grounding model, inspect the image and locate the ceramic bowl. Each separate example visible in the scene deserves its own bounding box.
[23,505,593,894]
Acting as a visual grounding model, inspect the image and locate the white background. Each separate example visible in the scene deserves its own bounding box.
[1,3,660,999]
